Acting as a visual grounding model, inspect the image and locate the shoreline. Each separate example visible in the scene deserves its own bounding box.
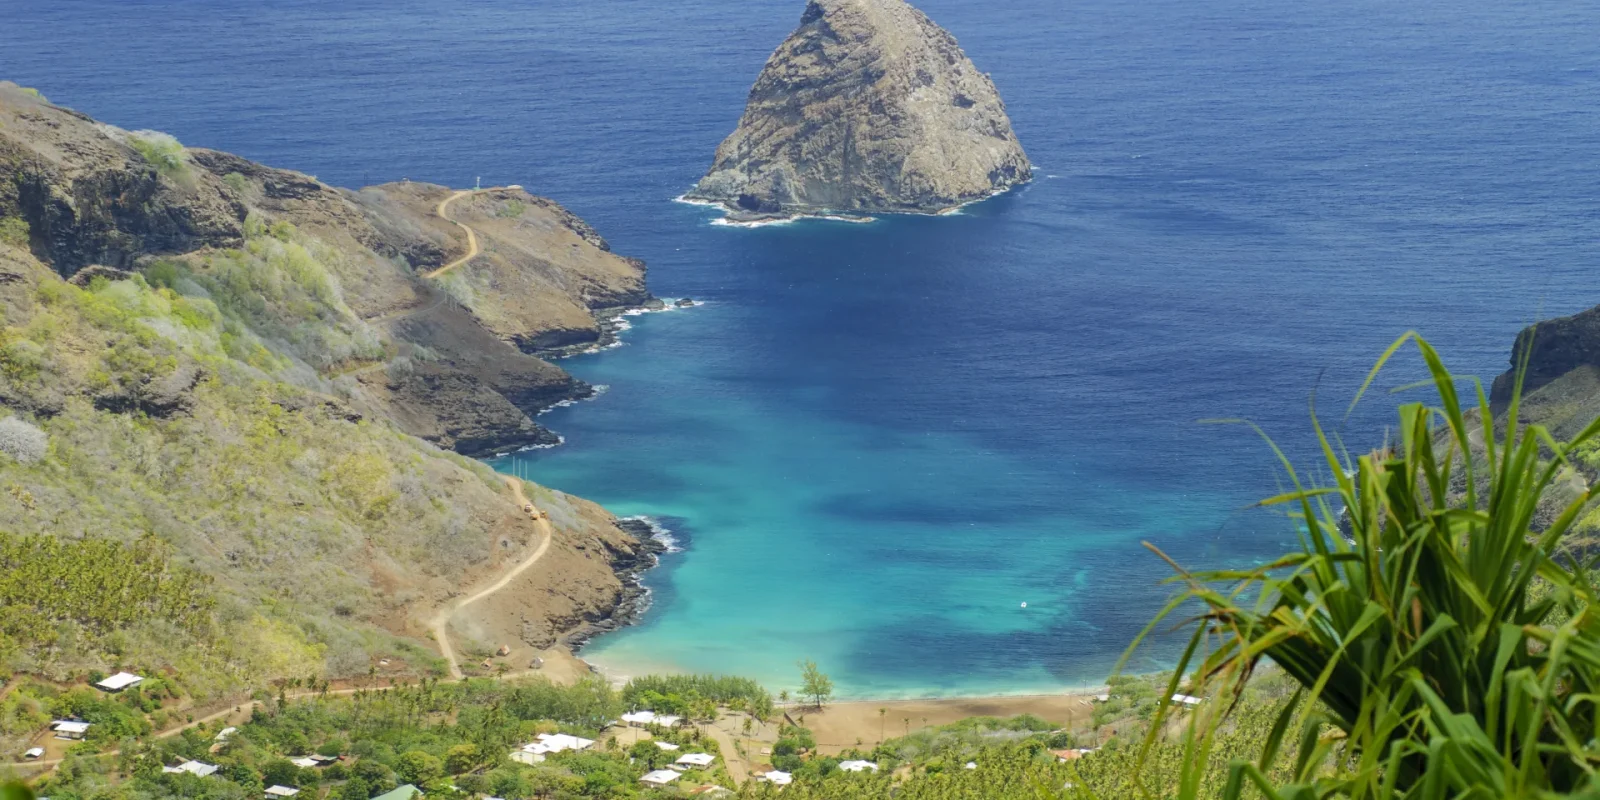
[673,179,1028,226]
[505,293,1120,707]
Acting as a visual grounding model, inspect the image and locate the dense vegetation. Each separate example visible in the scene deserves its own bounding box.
[0,532,214,668]
[30,677,737,800]
[0,211,536,698]
[1132,335,1600,798]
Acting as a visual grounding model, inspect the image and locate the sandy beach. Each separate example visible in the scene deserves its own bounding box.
[780,693,1099,753]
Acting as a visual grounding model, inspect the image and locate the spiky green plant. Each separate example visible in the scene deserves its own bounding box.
[1124,333,1600,799]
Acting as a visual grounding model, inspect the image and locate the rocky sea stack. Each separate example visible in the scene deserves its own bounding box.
[687,0,1032,220]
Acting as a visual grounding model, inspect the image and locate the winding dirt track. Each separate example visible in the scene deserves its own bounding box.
[430,477,554,679]
[424,190,479,279]
[20,478,553,775]
[423,186,521,279]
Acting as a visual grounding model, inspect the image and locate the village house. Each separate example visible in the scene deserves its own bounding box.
[676,753,716,770]
[163,760,219,777]
[620,710,683,728]
[51,720,90,740]
[370,785,422,800]
[94,672,144,692]
[510,732,595,764]
[640,769,682,788]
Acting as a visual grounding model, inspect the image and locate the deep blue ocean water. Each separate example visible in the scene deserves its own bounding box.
[6,0,1598,698]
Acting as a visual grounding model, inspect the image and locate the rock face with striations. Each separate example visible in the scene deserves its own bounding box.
[687,0,1031,219]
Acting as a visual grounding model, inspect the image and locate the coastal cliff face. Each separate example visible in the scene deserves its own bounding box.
[0,83,657,687]
[687,0,1031,218]
[0,83,649,456]
[1490,303,1600,437]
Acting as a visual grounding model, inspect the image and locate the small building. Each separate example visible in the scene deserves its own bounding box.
[676,753,716,769]
[512,732,595,763]
[265,787,300,798]
[1171,694,1204,707]
[1093,694,1110,703]
[621,710,684,728]
[308,754,340,765]
[163,760,220,777]
[370,785,422,800]
[24,747,44,759]
[759,771,793,786]
[51,720,91,740]
[653,741,681,752]
[215,727,237,742]
[289,757,319,769]
[839,760,878,772]
[640,770,682,788]
[621,711,656,727]
[690,788,733,798]
[964,762,978,770]
[95,672,144,692]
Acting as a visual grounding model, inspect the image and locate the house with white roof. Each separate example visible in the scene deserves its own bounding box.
[676,753,715,769]
[759,771,793,786]
[640,770,682,788]
[290,757,319,769]
[95,672,144,692]
[1171,693,1204,707]
[839,760,878,772]
[163,760,220,777]
[51,720,91,740]
[621,711,656,727]
[265,787,300,798]
[653,741,681,751]
[511,732,595,763]
[621,710,684,728]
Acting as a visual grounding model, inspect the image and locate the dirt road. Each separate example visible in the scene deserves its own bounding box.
[429,477,553,678]
[423,186,521,280]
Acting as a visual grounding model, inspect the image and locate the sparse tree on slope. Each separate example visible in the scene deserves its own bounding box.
[799,659,833,710]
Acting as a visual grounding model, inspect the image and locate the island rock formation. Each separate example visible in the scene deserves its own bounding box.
[686,0,1032,219]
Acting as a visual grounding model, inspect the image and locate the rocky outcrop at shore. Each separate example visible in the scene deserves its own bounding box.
[687,0,1031,220]
[1490,302,1600,442]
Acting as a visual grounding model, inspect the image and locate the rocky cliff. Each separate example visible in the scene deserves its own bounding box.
[1490,303,1600,442]
[686,0,1031,219]
[0,82,659,688]
[0,82,649,456]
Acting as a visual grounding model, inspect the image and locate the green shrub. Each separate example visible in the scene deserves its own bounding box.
[223,172,251,196]
[125,130,193,184]
[1131,334,1600,799]
[0,217,28,248]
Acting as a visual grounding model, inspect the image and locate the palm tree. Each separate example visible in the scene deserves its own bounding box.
[1126,334,1600,799]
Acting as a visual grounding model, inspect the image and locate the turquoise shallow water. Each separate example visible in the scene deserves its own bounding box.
[6,0,1598,697]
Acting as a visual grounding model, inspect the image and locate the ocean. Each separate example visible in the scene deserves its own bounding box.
[5,0,1597,698]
